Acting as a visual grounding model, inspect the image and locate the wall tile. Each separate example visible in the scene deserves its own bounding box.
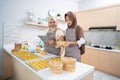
[4,25,48,46]
[85,31,120,47]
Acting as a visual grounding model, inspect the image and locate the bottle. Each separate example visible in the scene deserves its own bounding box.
[21,41,29,51]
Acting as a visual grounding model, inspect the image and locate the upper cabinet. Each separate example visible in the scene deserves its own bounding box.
[76,4,120,31]
[117,6,120,30]
[76,10,101,30]
[99,7,117,26]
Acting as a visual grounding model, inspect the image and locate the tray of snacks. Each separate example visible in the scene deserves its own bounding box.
[13,51,42,61]
[27,57,61,71]
[27,59,49,70]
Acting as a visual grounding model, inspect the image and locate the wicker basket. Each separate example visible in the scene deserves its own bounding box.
[62,57,76,72]
[49,60,63,74]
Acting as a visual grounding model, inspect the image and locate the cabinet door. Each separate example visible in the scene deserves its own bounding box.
[76,10,101,31]
[117,6,120,30]
[110,52,120,77]
[76,12,90,31]
[76,6,118,31]
[81,48,89,64]
[88,10,102,27]
[2,50,13,79]
[99,7,117,26]
[81,48,99,69]
[98,51,111,74]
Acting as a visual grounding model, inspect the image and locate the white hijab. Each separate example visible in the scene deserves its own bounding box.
[48,16,57,33]
[47,16,65,40]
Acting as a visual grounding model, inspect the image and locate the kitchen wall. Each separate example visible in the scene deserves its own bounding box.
[0,0,79,25]
[78,0,120,11]
[0,5,3,76]
[4,25,48,45]
[85,31,120,48]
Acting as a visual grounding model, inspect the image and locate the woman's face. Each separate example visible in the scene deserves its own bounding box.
[65,16,72,27]
[49,19,57,29]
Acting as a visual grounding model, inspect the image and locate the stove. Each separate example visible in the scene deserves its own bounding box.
[93,45,113,50]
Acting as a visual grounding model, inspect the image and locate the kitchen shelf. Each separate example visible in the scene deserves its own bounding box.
[57,18,65,23]
[25,21,48,28]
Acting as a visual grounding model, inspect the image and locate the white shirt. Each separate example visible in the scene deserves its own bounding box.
[77,37,85,47]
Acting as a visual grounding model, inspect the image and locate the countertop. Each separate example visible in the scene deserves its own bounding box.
[86,46,120,53]
[3,44,95,80]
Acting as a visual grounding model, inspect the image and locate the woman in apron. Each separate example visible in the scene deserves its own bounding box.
[64,11,85,61]
[44,16,64,55]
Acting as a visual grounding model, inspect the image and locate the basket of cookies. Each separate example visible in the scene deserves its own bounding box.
[49,60,63,74]
[62,57,76,72]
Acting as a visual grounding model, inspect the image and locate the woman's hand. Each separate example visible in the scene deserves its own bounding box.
[48,39,56,45]
[64,41,78,47]
[64,41,71,47]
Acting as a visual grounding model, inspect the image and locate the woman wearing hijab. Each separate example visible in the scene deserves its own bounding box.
[44,16,64,55]
[64,11,85,61]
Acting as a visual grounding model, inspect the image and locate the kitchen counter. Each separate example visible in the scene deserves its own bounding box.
[2,44,95,80]
[86,46,120,53]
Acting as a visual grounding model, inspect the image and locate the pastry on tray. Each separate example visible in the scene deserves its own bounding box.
[13,51,41,61]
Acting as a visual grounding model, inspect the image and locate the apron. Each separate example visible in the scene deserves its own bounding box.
[44,29,60,55]
[65,28,80,61]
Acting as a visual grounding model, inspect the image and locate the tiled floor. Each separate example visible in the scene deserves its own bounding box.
[94,70,120,80]
[0,71,120,80]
